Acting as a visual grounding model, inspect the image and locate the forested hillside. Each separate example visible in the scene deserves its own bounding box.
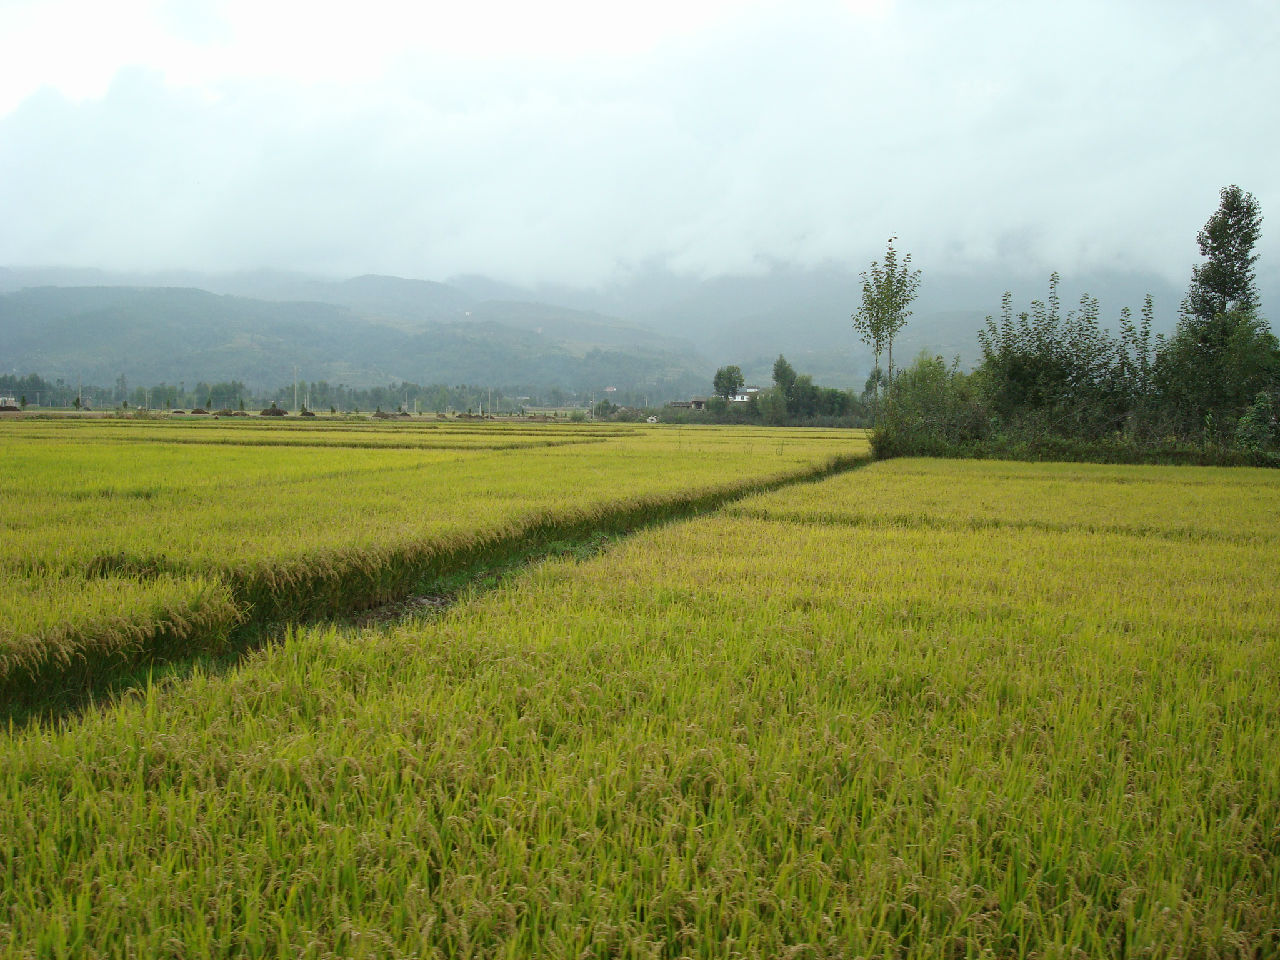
[0,283,708,398]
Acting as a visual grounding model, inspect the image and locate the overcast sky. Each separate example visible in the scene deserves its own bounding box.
[1,0,1277,288]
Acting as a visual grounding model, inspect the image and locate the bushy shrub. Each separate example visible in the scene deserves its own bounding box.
[1235,392,1279,452]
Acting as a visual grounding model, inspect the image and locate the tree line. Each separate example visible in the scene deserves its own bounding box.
[681,357,872,427]
[0,376,635,416]
[865,186,1279,464]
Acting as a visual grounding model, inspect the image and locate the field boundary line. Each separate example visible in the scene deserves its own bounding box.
[726,506,1270,546]
[4,451,869,725]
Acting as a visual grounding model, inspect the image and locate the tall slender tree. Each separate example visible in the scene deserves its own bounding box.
[851,237,922,417]
[772,355,797,402]
[1156,185,1275,434]
[1184,185,1262,323]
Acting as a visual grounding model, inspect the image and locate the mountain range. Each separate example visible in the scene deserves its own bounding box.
[3,261,1266,397]
[0,277,708,398]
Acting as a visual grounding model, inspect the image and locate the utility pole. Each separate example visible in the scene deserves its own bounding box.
[293,365,298,413]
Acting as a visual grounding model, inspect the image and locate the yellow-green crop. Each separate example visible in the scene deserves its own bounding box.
[0,419,866,701]
[0,454,1275,957]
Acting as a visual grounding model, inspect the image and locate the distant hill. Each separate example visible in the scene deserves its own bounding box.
[0,285,710,397]
[443,262,1198,388]
[4,260,1264,396]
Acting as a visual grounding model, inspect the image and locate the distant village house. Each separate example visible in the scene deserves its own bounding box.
[667,386,761,411]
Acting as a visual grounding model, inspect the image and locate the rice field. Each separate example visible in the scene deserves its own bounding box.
[1,431,1277,957]
[727,457,1280,546]
[5,418,620,451]
[0,419,864,707]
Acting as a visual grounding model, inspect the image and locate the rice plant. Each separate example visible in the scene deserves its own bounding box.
[0,456,1274,956]
[0,420,867,699]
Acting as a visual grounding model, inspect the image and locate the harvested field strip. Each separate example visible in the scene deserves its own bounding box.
[1,463,1275,956]
[0,426,608,451]
[5,420,633,441]
[4,434,608,451]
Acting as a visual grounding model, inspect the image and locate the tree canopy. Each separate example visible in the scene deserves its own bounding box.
[772,355,797,401]
[876,186,1279,463]
[712,365,744,400]
[1184,185,1263,323]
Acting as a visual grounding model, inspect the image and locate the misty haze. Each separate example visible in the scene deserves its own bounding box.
[2,0,1277,405]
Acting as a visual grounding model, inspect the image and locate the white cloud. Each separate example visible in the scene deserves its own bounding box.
[0,0,1276,285]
